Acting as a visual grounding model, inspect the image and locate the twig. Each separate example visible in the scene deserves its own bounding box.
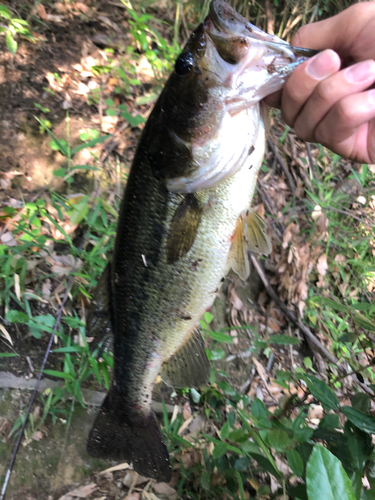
[257,180,284,239]
[267,138,296,195]
[305,142,318,182]
[0,250,83,500]
[250,254,374,397]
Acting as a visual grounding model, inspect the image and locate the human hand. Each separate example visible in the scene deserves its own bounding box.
[265,2,375,163]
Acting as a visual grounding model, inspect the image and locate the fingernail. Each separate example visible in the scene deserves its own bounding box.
[306,49,340,80]
[345,60,375,83]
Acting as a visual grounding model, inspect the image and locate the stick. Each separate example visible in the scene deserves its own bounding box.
[250,254,374,397]
[267,138,296,195]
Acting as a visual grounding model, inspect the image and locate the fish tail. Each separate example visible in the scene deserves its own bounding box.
[87,386,171,482]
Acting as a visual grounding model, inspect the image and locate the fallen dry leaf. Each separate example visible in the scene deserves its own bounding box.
[123,470,148,488]
[32,431,43,441]
[124,493,141,500]
[0,324,13,346]
[152,482,177,500]
[58,483,97,500]
[182,401,192,420]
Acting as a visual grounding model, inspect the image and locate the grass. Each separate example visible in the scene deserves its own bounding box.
[0,1,375,499]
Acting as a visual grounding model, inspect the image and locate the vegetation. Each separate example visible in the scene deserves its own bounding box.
[0,1,374,499]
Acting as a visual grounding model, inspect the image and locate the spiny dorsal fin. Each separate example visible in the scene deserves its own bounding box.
[246,210,272,256]
[160,329,209,389]
[166,193,203,264]
[87,263,114,352]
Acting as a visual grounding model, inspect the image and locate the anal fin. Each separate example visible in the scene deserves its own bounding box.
[161,329,209,389]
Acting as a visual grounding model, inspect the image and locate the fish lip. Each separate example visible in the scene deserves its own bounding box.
[206,0,318,72]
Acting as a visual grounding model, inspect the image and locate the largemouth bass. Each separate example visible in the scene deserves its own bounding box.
[86,0,316,482]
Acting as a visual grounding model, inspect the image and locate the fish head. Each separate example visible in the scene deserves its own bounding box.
[150,0,317,192]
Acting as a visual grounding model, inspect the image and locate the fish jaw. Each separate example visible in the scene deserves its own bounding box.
[204,0,319,108]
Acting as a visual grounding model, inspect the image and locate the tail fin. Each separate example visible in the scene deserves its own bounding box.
[87,387,171,482]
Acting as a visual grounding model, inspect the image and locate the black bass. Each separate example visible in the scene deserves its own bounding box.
[86,0,316,482]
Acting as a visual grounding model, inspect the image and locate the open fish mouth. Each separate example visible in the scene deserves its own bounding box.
[203,0,318,102]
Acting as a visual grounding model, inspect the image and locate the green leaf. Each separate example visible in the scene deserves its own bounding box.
[71,134,111,155]
[213,442,227,459]
[220,421,230,441]
[303,375,339,411]
[353,314,375,332]
[351,393,371,414]
[266,429,291,452]
[206,348,225,361]
[269,334,300,345]
[204,311,213,323]
[6,32,17,55]
[287,449,304,477]
[43,369,74,380]
[6,310,29,323]
[0,353,19,357]
[319,297,348,313]
[201,471,211,490]
[306,445,356,500]
[207,330,234,343]
[341,406,375,434]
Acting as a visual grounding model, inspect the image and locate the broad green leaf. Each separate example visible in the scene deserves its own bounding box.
[213,442,227,459]
[269,334,300,345]
[341,406,375,434]
[6,310,29,323]
[287,449,304,477]
[306,445,356,500]
[0,353,19,357]
[220,421,230,441]
[303,375,338,411]
[351,393,371,413]
[206,348,225,361]
[266,429,291,452]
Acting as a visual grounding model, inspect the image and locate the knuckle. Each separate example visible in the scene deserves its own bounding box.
[291,25,310,48]
[312,81,336,106]
[335,99,356,124]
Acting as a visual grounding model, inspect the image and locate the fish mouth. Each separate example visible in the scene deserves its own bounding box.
[205,0,317,83]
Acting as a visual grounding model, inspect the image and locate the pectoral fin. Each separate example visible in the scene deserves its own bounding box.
[160,329,209,389]
[246,210,272,256]
[87,263,114,353]
[167,193,203,264]
[226,214,251,281]
[227,210,271,281]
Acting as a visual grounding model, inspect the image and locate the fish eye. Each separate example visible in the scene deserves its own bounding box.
[175,52,194,76]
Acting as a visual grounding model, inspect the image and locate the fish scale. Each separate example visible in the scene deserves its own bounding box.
[86,0,317,482]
